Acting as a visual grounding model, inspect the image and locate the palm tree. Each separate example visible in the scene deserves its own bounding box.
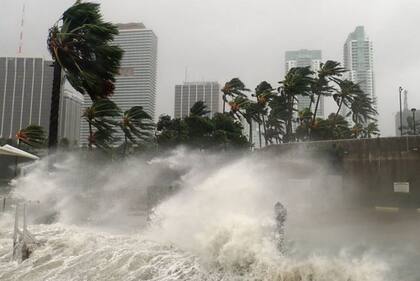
[279,66,313,143]
[362,122,380,138]
[255,81,274,147]
[221,78,249,113]
[311,61,346,126]
[15,125,46,176]
[120,106,154,156]
[82,99,121,150]
[228,96,260,145]
[348,91,378,126]
[333,80,362,125]
[190,101,210,117]
[47,1,123,151]
[16,125,46,148]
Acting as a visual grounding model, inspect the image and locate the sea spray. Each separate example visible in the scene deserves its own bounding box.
[0,148,397,280]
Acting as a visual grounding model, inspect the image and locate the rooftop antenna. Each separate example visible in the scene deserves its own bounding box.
[18,2,26,55]
[184,67,188,83]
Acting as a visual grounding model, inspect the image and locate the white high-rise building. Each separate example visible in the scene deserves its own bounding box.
[285,49,323,118]
[0,57,82,144]
[343,26,376,112]
[174,82,221,118]
[79,23,158,146]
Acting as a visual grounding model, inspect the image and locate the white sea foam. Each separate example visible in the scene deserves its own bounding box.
[0,148,396,280]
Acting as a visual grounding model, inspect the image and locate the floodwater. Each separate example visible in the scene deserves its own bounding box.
[0,148,419,280]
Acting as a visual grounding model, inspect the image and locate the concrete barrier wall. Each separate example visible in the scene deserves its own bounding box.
[262,136,420,209]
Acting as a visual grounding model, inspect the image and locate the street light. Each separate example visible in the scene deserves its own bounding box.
[411,108,417,135]
[399,87,404,136]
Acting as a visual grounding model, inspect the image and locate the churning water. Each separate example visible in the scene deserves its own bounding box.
[0,148,418,280]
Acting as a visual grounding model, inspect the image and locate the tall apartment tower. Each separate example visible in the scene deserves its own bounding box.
[174,82,221,118]
[0,57,53,139]
[0,57,82,143]
[343,26,375,111]
[59,88,83,144]
[285,49,323,117]
[79,23,158,146]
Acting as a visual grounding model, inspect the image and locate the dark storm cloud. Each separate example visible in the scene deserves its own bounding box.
[1,0,419,136]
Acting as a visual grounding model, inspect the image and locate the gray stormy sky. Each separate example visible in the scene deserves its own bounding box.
[1,0,420,136]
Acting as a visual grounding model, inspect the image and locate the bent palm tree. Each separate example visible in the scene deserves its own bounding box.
[47,1,123,151]
[82,99,121,150]
[255,81,274,146]
[16,125,46,148]
[333,80,362,125]
[311,61,346,125]
[279,66,313,142]
[221,78,249,113]
[190,101,210,117]
[348,91,377,126]
[120,106,154,156]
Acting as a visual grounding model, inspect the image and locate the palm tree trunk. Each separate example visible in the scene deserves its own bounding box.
[48,62,62,153]
[286,96,293,143]
[333,100,343,127]
[88,122,93,150]
[258,114,262,148]
[123,135,127,157]
[248,120,253,147]
[311,94,321,127]
[262,115,268,146]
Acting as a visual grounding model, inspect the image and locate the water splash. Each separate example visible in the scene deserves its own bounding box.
[0,148,398,280]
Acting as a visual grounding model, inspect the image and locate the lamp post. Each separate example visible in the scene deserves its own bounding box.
[411,108,417,135]
[399,87,404,136]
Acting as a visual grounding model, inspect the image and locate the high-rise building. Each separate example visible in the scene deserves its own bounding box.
[0,57,82,144]
[113,23,157,118]
[0,57,53,139]
[343,26,375,112]
[79,23,158,146]
[174,82,221,118]
[285,49,323,118]
[59,87,83,144]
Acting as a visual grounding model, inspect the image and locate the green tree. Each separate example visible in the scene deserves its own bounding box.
[47,1,123,151]
[120,106,154,157]
[311,61,346,126]
[82,99,121,150]
[333,80,361,125]
[156,115,188,148]
[279,66,314,142]
[254,81,274,147]
[348,91,377,126]
[363,122,380,138]
[221,78,249,113]
[311,114,352,141]
[189,101,210,117]
[16,125,46,148]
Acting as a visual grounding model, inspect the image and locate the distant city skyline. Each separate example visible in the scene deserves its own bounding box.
[1,0,420,137]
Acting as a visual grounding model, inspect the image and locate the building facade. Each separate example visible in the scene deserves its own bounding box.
[80,23,158,146]
[343,26,376,111]
[174,82,221,118]
[59,88,83,144]
[285,49,323,118]
[0,57,53,139]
